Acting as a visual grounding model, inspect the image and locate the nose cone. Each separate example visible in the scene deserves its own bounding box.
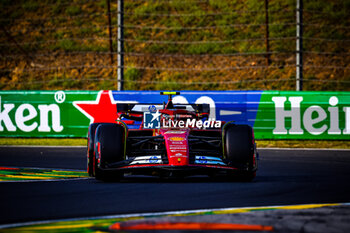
[160,129,189,165]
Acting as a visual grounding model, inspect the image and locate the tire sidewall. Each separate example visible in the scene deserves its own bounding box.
[87,123,100,176]
[93,123,125,181]
[224,124,255,170]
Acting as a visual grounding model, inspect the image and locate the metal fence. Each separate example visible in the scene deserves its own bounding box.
[0,0,349,91]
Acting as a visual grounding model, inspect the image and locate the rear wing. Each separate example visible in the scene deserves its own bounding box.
[117,103,210,114]
[117,92,209,121]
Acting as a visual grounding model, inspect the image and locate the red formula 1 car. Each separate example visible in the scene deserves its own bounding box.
[87,92,258,181]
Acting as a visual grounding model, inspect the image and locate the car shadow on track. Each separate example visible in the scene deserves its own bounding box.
[91,175,260,183]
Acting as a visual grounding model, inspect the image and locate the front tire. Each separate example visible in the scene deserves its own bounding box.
[94,123,125,181]
[224,124,256,181]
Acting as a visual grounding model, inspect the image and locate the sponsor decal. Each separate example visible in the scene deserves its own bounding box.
[197,156,207,164]
[73,90,119,124]
[143,110,161,129]
[272,96,350,136]
[195,156,226,165]
[164,130,186,134]
[54,91,66,104]
[169,153,187,158]
[130,155,162,165]
[176,114,193,118]
[148,105,157,113]
[170,141,184,145]
[162,118,221,129]
[143,110,221,130]
[170,150,187,153]
[169,137,185,142]
[149,156,159,163]
[0,96,63,133]
[169,145,187,149]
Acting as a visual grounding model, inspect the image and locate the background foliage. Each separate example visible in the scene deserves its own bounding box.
[0,0,349,91]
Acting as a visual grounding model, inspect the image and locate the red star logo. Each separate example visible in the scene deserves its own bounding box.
[73,90,119,123]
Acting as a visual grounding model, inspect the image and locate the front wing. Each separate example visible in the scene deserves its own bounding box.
[100,155,253,177]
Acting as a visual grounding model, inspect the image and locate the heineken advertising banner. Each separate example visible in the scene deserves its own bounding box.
[0,90,349,139]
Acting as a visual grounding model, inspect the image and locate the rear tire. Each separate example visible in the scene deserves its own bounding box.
[225,124,256,181]
[94,123,125,181]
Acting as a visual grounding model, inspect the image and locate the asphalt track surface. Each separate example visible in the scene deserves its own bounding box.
[0,146,350,225]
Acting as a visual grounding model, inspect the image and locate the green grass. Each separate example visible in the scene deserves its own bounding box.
[124,66,143,90]
[256,140,350,149]
[22,1,39,11]
[1,0,348,55]
[65,5,81,16]
[1,0,349,91]
[0,138,349,149]
[0,138,86,146]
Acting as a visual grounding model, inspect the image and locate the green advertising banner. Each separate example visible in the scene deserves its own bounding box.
[254,91,350,140]
[0,90,99,137]
[0,90,349,139]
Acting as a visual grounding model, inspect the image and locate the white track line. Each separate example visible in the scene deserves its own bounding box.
[0,202,349,230]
